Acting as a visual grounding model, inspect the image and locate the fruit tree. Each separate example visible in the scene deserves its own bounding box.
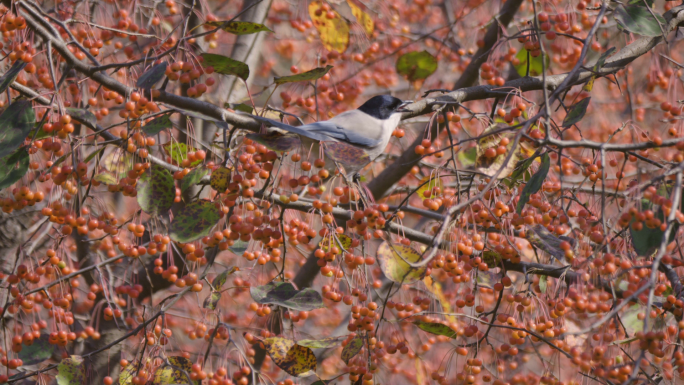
[0,0,683,384]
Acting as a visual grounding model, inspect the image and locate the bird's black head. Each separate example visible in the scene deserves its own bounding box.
[357,95,406,120]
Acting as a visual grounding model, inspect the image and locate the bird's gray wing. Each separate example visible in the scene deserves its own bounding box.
[243,113,380,148]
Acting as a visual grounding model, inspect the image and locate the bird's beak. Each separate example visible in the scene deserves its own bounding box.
[396,100,413,112]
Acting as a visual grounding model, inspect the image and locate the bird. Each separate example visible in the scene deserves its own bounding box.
[244,95,411,177]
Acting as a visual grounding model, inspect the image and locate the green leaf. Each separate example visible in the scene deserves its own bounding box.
[413,321,457,338]
[395,51,438,81]
[181,167,208,193]
[170,199,221,243]
[228,239,249,255]
[137,164,175,216]
[0,147,29,190]
[143,114,173,136]
[506,153,538,188]
[562,97,591,128]
[152,356,200,385]
[513,48,549,77]
[262,337,316,377]
[163,142,202,166]
[226,103,253,114]
[205,20,273,35]
[250,281,325,312]
[56,355,86,385]
[297,336,346,349]
[341,334,363,365]
[84,147,105,163]
[516,153,550,214]
[212,266,238,290]
[0,61,27,94]
[0,100,35,159]
[629,201,678,256]
[376,241,426,284]
[203,291,221,310]
[18,334,56,365]
[66,107,96,128]
[201,53,249,81]
[614,5,666,37]
[539,275,548,293]
[458,147,477,167]
[137,62,168,89]
[274,65,334,85]
[526,224,572,264]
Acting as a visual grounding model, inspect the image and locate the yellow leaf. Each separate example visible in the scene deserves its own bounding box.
[152,356,200,385]
[416,176,442,202]
[475,124,525,179]
[262,337,317,377]
[318,234,352,252]
[309,1,350,53]
[423,276,454,323]
[210,166,231,193]
[348,1,374,35]
[377,241,426,284]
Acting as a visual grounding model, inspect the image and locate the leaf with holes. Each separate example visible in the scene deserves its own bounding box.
[163,142,202,167]
[614,5,666,37]
[205,20,273,35]
[212,266,239,290]
[297,335,346,349]
[66,107,96,128]
[475,124,524,179]
[396,51,438,81]
[181,167,208,193]
[417,176,442,201]
[246,132,300,152]
[516,153,550,214]
[137,62,167,89]
[309,1,349,53]
[210,166,231,193]
[18,334,55,365]
[143,114,173,136]
[348,1,374,35]
[137,165,175,216]
[318,234,352,253]
[56,355,86,385]
[0,147,29,190]
[201,53,249,81]
[323,141,370,170]
[262,337,316,377]
[275,65,334,85]
[341,334,363,365]
[513,48,549,77]
[118,360,140,385]
[170,200,221,243]
[377,241,426,284]
[203,291,222,310]
[413,321,457,338]
[562,97,591,128]
[152,356,199,385]
[0,100,34,159]
[0,61,27,94]
[251,281,325,312]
